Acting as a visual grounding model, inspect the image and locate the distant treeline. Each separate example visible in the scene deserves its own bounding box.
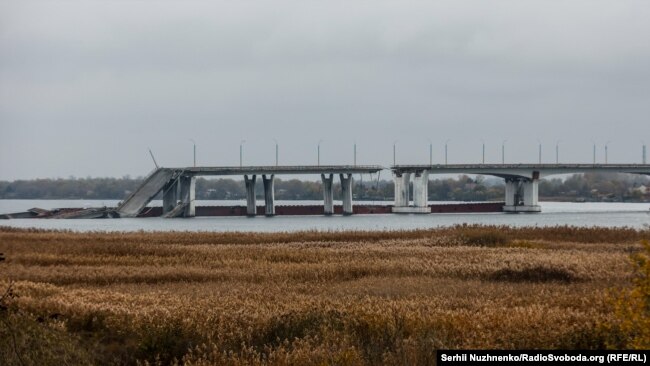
[0,173,648,202]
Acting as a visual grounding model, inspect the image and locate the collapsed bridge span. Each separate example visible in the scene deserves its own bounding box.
[116,165,383,218]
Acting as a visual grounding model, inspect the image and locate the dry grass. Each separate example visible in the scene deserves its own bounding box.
[0,225,648,365]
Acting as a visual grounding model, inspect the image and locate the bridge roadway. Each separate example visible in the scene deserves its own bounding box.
[391,164,650,213]
[116,165,383,218]
[183,165,384,176]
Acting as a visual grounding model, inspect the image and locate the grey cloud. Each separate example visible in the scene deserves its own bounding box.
[1,0,649,179]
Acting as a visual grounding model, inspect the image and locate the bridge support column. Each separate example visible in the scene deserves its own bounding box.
[504,179,519,207]
[179,176,196,217]
[503,178,541,213]
[522,179,539,209]
[412,170,431,213]
[392,171,428,213]
[263,174,275,216]
[244,175,257,216]
[392,172,410,209]
[162,179,179,215]
[321,174,334,215]
[340,173,353,215]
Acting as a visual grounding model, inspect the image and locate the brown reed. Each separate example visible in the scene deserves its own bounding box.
[0,225,647,365]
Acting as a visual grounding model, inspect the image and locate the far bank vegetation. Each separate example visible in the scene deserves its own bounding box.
[1,172,648,202]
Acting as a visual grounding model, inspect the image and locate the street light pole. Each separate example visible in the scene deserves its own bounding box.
[555,140,561,164]
[592,141,596,164]
[190,139,196,167]
[445,139,450,165]
[393,140,397,166]
[354,141,357,166]
[273,139,278,166]
[429,141,433,166]
[605,141,611,164]
[537,140,542,164]
[317,139,322,166]
[148,148,159,169]
[643,141,647,164]
[240,140,245,167]
[501,140,507,164]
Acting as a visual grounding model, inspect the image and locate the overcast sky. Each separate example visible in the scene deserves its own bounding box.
[1,0,649,180]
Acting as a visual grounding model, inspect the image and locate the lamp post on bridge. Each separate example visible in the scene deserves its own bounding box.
[273,139,278,166]
[445,139,450,165]
[537,139,542,164]
[501,140,507,164]
[393,140,398,166]
[353,141,357,167]
[429,139,433,166]
[148,148,159,169]
[592,141,596,164]
[317,139,323,166]
[605,141,611,164]
[239,140,245,167]
[556,140,561,164]
[643,141,647,164]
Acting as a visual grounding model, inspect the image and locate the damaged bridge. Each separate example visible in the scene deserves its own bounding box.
[115,165,383,218]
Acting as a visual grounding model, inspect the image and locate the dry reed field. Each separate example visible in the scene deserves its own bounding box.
[1,225,649,365]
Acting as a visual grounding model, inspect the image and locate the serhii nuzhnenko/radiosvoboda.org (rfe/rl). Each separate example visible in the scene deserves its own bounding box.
[438,352,624,364]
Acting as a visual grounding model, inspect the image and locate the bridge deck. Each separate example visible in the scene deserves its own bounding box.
[182,165,384,176]
[392,164,650,178]
[393,164,650,170]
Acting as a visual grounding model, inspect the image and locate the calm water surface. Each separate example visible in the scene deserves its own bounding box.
[1,200,649,232]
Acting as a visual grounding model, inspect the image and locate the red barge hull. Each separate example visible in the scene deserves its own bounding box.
[1,202,504,219]
[137,202,504,217]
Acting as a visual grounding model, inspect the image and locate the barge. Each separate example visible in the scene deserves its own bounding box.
[1,202,504,219]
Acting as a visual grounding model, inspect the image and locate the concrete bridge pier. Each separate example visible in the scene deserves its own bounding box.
[503,178,541,213]
[504,179,520,207]
[244,175,257,216]
[179,176,196,217]
[393,170,430,213]
[392,172,410,211]
[321,174,334,215]
[522,179,540,210]
[411,170,431,213]
[263,174,275,216]
[392,171,428,213]
[340,173,353,215]
[162,179,179,215]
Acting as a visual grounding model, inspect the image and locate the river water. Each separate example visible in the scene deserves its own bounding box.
[1,200,649,232]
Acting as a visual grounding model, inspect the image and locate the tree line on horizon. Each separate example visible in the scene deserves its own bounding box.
[0,173,648,202]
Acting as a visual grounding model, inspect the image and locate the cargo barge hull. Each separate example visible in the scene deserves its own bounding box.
[1,202,504,219]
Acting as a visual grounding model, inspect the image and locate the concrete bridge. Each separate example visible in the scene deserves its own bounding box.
[391,164,650,213]
[116,165,383,218]
[116,163,650,218]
